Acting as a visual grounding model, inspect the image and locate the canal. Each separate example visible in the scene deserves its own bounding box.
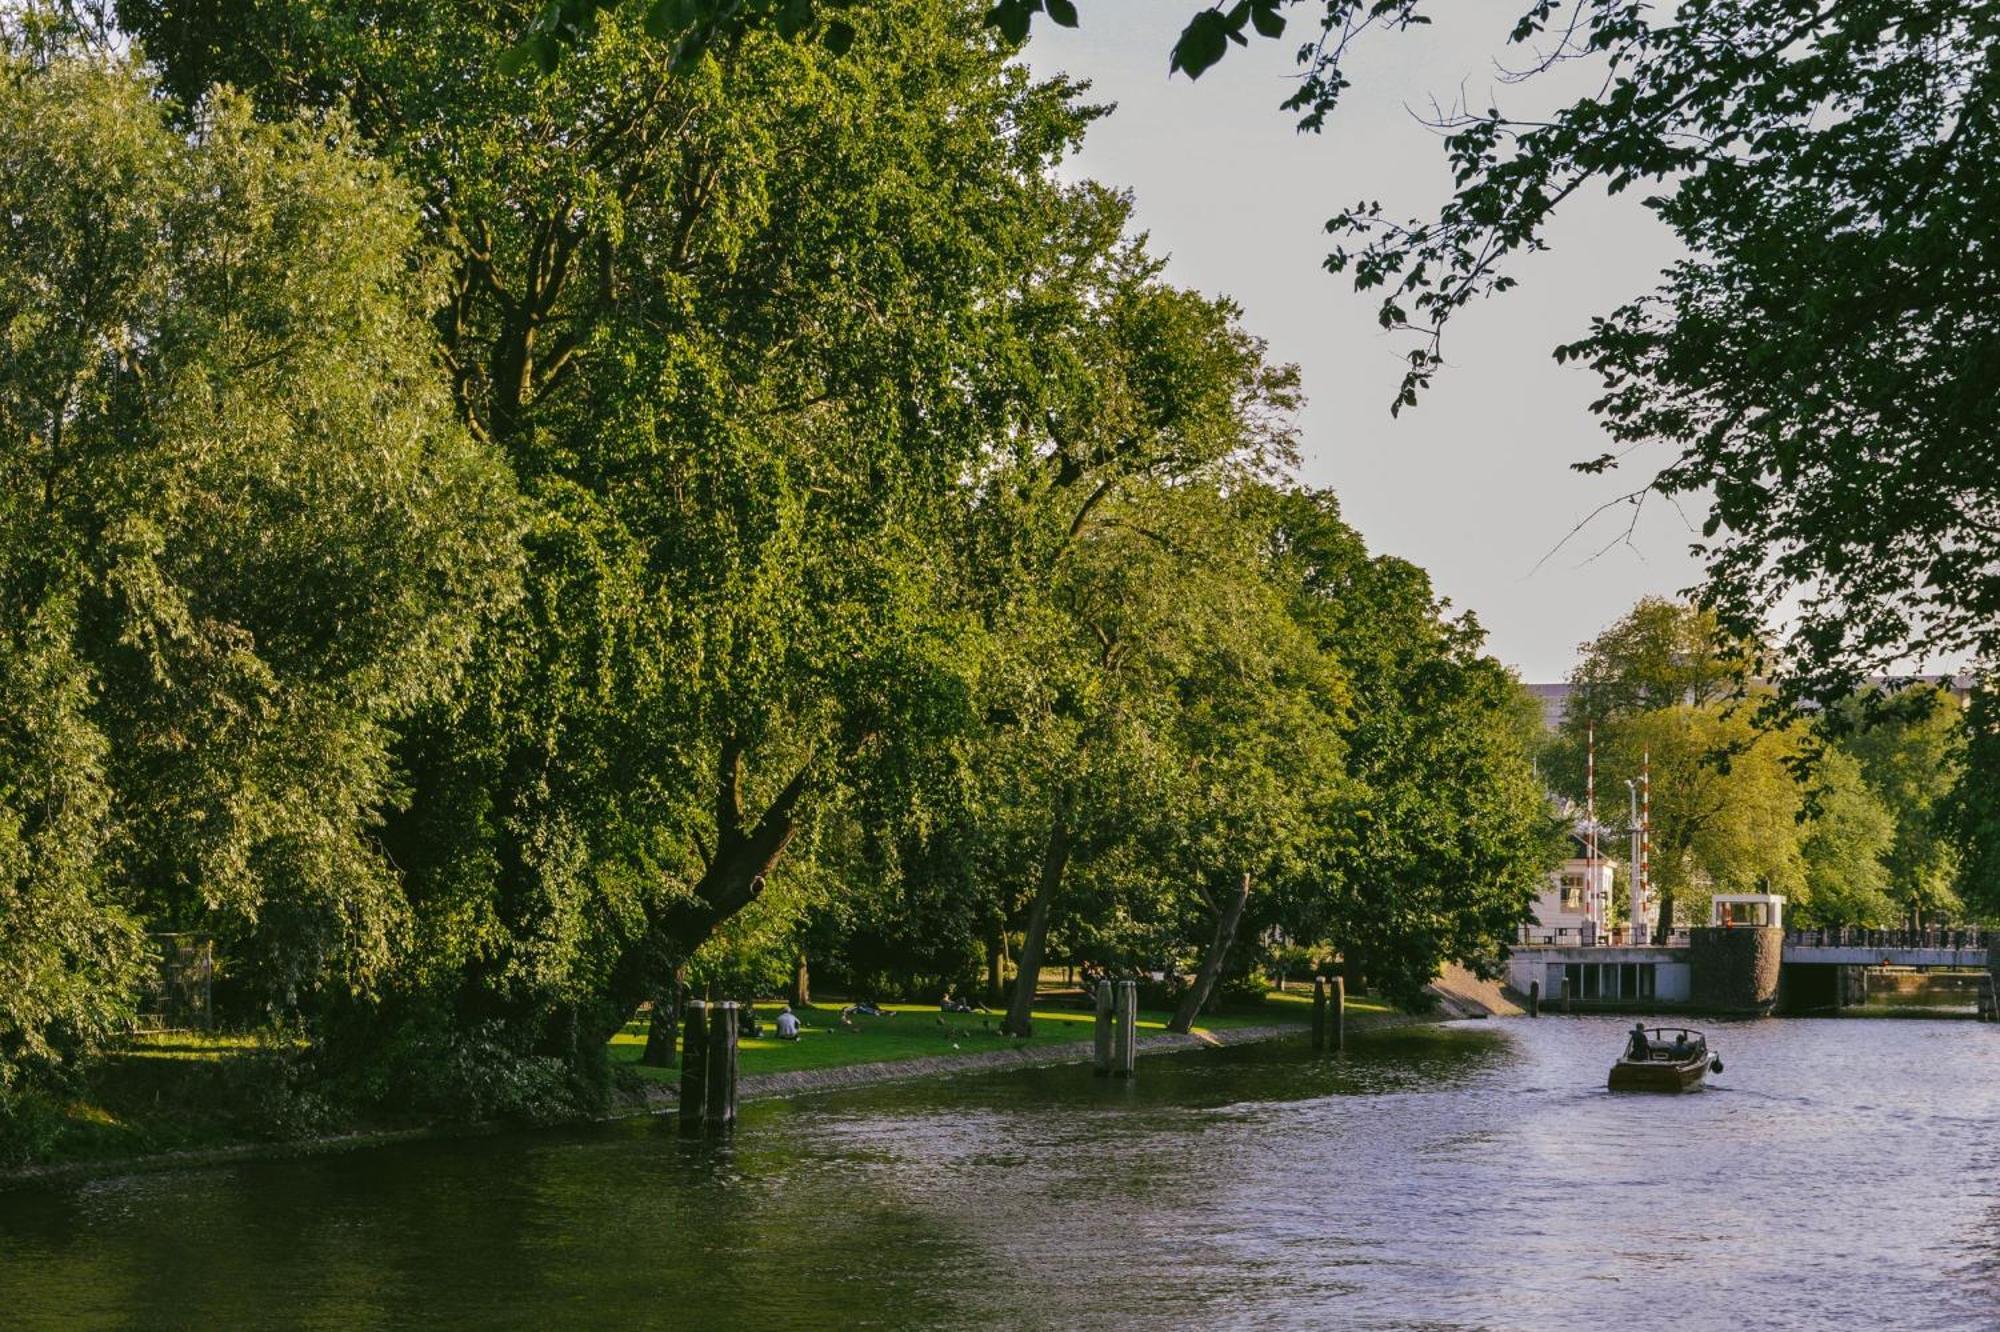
[6,1016,2000,1329]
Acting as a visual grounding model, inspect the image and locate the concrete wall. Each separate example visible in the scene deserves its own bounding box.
[1503,950,1690,1005]
[1688,927,1783,1014]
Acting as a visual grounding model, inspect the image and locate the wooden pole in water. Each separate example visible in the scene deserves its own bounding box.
[1311,976,1328,1053]
[1528,979,1540,1018]
[678,1001,709,1129]
[1114,979,1138,1078]
[704,1001,739,1131]
[1329,975,1345,1052]
[1104,976,1120,1072]
[1560,976,1572,1015]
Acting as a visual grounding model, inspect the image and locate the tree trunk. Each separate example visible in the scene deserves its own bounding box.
[1001,808,1071,1038]
[1656,887,1677,942]
[584,745,815,1051]
[789,950,810,1009]
[639,970,686,1067]
[984,926,1008,1006]
[1170,872,1252,1034]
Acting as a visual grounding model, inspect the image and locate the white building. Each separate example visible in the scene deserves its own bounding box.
[1522,828,1618,945]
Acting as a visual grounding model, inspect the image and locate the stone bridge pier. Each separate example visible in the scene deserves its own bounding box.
[1688,926,1784,1015]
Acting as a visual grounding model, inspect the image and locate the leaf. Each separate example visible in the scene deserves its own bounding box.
[985,0,1032,44]
[1170,10,1230,79]
[822,18,856,54]
[1044,0,1078,27]
[497,43,536,76]
[1249,2,1284,39]
[776,0,812,40]
[643,0,683,39]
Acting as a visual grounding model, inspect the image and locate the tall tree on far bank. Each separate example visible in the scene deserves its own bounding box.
[1551,601,1804,936]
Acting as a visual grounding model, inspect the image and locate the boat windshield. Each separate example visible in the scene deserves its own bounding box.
[1623,1028,1708,1060]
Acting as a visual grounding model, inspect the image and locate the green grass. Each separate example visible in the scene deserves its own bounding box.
[609,995,1317,1081]
[1263,986,1397,1016]
[116,1030,300,1061]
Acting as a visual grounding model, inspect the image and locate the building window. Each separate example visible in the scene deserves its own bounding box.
[1561,874,1586,911]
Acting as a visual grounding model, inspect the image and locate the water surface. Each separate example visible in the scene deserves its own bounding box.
[6,1016,1999,1330]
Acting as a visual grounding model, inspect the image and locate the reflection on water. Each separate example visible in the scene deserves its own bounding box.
[6,1017,2000,1329]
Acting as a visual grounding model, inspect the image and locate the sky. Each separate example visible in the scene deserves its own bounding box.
[1022,1,1703,683]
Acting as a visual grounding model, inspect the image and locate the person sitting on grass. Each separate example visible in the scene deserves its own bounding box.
[775,1006,802,1041]
[939,991,988,1014]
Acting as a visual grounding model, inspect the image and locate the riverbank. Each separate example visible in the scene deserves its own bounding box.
[0,996,1437,1190]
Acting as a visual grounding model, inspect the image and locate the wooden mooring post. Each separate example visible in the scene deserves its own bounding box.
[1311,977,1327,1052]
[1328,975,1344,1052]
[678,1000,740,1133]
[1114,979,1138,1078]
[1560,977,1572,1015]
[1528,979,1540,1018]
[1093,980,1115,1076]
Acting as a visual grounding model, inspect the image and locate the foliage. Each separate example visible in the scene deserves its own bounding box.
[1267,488,1559,1000]
[1831,687,1966,921]
[0,0,1567,1145]
[1795,748,1898,928]
[0,44,516,1090]
[1556,598,1970,929]
[1947,683,2000,921]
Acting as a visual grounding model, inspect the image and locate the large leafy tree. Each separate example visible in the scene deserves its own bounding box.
[1795,747,1897,928]
[1273,488,1557,1001]
[0,47,516,1084]
[524,1,2000,696]
[126,0,1136,1066]
[1831,687,1966,926]
[1550,600,1806,935]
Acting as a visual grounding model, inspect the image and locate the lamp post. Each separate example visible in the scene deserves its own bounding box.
[1626,778,1646,945]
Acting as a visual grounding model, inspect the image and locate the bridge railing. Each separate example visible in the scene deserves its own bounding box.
[1782,926,1988,952]
[1515,926,1690,948]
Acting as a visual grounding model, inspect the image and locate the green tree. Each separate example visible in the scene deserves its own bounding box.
[1273,488,1558,1002]
[126,0,1170,1073]
[0,48,516,1084]
[1832,686,1967,926]
[1947,683,2000,921]
[1553,601,1804,936]
[1795,748,1898,928]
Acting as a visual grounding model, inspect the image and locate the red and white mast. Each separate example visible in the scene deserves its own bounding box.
[1586,724,1599,935]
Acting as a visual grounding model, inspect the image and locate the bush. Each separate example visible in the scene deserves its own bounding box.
[363,1021,590,1127]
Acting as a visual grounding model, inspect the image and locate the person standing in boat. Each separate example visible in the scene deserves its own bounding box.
[1626,1023,1651,1061]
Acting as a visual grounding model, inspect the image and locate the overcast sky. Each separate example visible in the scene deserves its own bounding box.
[1023,2,1703,682]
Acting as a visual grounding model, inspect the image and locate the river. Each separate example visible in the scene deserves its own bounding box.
[6,1015,2000,1330]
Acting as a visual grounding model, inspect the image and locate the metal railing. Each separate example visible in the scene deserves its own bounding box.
[1782,927,1988,952]
[1514,924,1992,953]
[1515,926,1691,948]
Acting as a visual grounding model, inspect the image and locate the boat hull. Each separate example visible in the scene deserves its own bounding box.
[1608,1055,1708,1092]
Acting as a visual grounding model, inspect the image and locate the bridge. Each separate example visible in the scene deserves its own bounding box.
[1780,926,1991,969]
[1506,925,1995,1015]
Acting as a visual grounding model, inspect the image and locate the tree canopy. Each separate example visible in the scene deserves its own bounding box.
[3,0,1560,1123]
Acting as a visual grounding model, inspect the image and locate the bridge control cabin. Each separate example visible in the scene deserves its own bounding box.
[1711,893,1784,929]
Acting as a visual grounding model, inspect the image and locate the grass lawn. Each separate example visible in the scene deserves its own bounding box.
[1263,987,1397,1017]
[609,994,1327,1081]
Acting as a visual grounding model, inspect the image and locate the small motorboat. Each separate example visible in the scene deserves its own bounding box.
[1608,1025,1723,1092]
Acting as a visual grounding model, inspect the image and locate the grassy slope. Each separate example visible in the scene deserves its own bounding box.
[610,991,1392,1080]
